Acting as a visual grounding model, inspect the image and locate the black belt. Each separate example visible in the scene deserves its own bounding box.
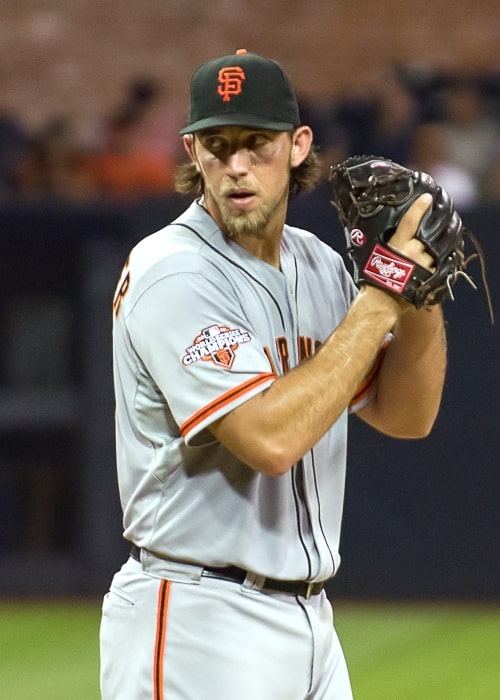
[130,545,326,599]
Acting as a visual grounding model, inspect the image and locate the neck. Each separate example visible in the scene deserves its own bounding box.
[202,197,287,269]
[234,230,283,268]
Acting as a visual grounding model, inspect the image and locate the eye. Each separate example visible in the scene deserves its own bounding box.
[247,133,272,149]
[203,135,226,152]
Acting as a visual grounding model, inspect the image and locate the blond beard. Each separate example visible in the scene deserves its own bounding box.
[222,206,270,240]
[218,181,290,240]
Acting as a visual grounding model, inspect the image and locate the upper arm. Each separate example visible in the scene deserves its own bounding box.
[126,270,278,445]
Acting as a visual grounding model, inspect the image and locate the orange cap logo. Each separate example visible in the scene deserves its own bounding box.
[217,66,246,103]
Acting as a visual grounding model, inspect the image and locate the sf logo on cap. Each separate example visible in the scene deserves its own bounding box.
[218,66,246,102]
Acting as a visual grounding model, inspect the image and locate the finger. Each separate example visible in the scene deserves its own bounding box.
[390,193,433,248]
[395,239,435,271]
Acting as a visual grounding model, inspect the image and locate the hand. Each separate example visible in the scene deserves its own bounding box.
[387,193,435,272]
[330,155,470,309]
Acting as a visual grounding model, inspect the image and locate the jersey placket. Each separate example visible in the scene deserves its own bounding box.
[281,256,324,580]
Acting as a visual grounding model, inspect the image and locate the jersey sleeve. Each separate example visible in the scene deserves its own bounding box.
[125,268,276,444]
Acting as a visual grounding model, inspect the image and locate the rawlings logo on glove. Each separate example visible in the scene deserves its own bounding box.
[329,155,493,320]
[364,244,416,293]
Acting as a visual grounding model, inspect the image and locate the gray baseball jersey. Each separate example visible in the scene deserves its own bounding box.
[112,199,371,582]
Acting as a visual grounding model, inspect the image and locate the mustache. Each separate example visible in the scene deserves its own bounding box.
[219,180,257,197]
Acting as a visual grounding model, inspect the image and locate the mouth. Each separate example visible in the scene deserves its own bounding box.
[226,189,257,209]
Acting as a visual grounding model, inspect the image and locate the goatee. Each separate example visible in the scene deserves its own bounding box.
[223,208,271,240]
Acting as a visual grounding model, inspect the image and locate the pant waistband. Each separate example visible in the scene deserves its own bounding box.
[129,545,326,599]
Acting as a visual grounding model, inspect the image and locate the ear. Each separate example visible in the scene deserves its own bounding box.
[182,134,197,162]
[290,126,313,168]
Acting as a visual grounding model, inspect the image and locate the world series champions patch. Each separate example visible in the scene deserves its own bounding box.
[182,324,251,369]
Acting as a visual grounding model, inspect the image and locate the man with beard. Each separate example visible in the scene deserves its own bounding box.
[100,50,446,700]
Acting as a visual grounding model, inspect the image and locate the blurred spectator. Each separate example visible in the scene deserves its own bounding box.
[368,67,423,165]
[298,95,349,180]
[80,109,175,197]
[324,65,422,166]
[480,71,500,121]
[480,146,500,202]
[0,109,31,199]
[397,62,451,123]
[331,92,375,157]
[437,76,500,197]
[79,76,183,198]
[121,77,185,164]
[82,76,184,158]
[408,121,479,211]
[19,117,94,199]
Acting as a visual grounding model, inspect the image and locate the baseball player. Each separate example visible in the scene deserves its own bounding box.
[100,50,446,699]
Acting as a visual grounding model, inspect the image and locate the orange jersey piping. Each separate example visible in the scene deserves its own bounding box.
[153,579,172,700]
[180,372,276,437]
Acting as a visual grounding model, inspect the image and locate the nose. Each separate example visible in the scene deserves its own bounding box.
[226,148,252,175]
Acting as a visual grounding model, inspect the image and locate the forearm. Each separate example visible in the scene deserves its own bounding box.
[359,303,447,437]
[209,288,403,475]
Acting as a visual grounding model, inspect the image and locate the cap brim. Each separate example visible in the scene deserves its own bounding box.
[180,113,296,135]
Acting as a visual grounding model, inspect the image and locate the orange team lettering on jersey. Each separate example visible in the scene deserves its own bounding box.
[264,336,322,375]
[276,336,290,374]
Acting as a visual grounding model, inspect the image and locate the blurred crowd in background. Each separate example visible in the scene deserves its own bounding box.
[1,63,500,211]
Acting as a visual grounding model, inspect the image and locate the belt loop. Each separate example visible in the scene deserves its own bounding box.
[242,572,266,592]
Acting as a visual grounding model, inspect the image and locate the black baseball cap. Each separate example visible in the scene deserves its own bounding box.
[180,49,300,135]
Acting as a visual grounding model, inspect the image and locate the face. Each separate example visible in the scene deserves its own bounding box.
[183,125,312,240]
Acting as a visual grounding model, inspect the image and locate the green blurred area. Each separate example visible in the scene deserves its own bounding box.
[0,601,101,700]
[0,600,498,700]
[335,602,500,700]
